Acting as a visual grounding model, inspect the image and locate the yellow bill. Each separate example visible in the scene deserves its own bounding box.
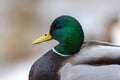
[32,31,53,44]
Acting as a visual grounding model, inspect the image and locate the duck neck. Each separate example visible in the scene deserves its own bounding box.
[54,35,84,56]
[29,49,69,80]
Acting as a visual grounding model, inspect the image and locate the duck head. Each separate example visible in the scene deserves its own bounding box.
[33,15,84,56]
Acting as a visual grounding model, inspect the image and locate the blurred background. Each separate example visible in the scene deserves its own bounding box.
[0,0,120,80]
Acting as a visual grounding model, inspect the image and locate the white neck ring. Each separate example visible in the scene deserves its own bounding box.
[52,48,71,57]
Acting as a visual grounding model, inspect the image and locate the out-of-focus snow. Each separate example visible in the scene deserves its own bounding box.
[112,26,120,45]
[0,60,33,80]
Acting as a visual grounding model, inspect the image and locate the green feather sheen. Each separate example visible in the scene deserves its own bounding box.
[54,17,84,55]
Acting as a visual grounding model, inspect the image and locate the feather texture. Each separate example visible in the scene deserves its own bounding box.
[69,41,120,65]
[60,41,120,80]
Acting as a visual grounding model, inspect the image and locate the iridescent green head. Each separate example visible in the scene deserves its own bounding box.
[33,15,84,56]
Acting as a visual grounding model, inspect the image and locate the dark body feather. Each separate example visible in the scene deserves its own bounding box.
[29,49,69,80]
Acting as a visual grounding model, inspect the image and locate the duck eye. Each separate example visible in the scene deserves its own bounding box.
[55,24,61,29]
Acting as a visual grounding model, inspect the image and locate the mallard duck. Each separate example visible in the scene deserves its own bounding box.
[29,15,120,80]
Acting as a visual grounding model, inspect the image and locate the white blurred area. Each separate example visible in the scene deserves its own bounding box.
[0,0,120,80]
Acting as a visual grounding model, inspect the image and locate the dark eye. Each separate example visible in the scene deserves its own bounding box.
[55,24,61,29]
